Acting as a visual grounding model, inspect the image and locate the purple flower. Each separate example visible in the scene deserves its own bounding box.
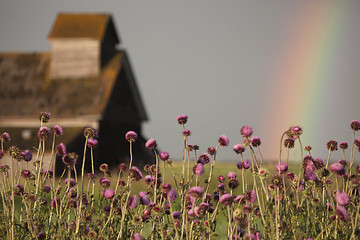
[335,192,350,206]
[176,114,188,125]
[99,178,111,187]
[236,161,243,169]
[335,205,348,222]
[62,153,78,167]
[330,163,346,176]
[51,197,60,208]
[43,169,53,178]
[227,171,237,179]
[128,195,138,209]
[219,193,233,206]
[350,120,360,131]
[129,166,143,181]
[242,160,251,169]
[160,151,169,161]
[275,162,288,174]
[240,125,253,138]
[43,185,51,193]
[145,139,157,150]
[199,153,211,164]
[131,233,143,240]
[193,163,205,176]
[139,191,151,205]
[53,125,63,136]
[183,129,191,137]
[218,135,229,147]
[304,170,318,182]
[233,144,245,154]
[103,189,115,199]
[87,138,98,148]
[172,211,181,219]
[339,141,348,150]
[64,178,77,187]
[84,127,97,139]
[207,147,216,155]
[188,186,204,199]
[144,175,152,185]
[326,140,338,151]
[56,143,67,156]
[125,131,138,142]
[244,190,257,204]
[1,132,10,142]
[20,150,32,162]
[37,127,51,140]
[250,137,261,147]
[167,188,177,201]
[21,170,32,179]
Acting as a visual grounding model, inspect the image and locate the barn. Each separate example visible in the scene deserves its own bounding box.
[0,13,154,173]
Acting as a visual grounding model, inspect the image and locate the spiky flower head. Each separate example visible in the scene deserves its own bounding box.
[207,147,216,155]
[326,140,338,151]
[350,120,360,131]
[145,139,157,150]
[20,150,32,162]
[37,127,51,140]
[56,143,67,156]
[233,144,245,154]
[62,153,78,167]
[84,127,97,139]
[228,178,240,189]
[183,129,191,137]
[242,160,251,169]
[160,151,169,161]
[188,186,204,199]
[275,162,288,174]
[335,205,348,222]
[198,153,211,164]
[193,163,205,176]
[53,125,63,136]
[125,131,138,142]
[129,166,143,181]
[218,135,229,147]
[103,189,115,199]
[8,146,20,160]
[330,163,346,176]
[284,138,295,149]
[176,114,188,125]
[339,141,348,150]
[250,137,261,147]
[39,112,50,123]
[128,195,138,209]
[219,193,234,206]
[244,190,257,204]
[287,126,303,138]
[335,192,350,206]
[240,125,253,138]
[304,145,312,152]
[1,132,10,142]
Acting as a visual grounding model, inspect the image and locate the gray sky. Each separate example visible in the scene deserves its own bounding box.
[1,0,360,163]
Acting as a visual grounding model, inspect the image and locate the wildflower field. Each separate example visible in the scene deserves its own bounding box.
[1,113,360,239]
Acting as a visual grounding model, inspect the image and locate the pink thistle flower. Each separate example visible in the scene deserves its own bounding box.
[227,171,237,179]
[233,144,245,154]
[37,127,51,140]
[207,147,216,155]
[129,166,143,181]
[250,137,261,147]
[167,188,177,201]
[330,163,346,176]
[103,189,115,199]
[275,162,288,174]
[64,178,77,187]
[188,186,204,199]
[242,160,251,169]
[159,151,169,161]
[218,135,229,147]
[20,150,32,162]
[236,161,243,169]
[219,193,233,206]
[199,153,211,164]
[139,191,151,205]
[128,195,138,209]
[131,233,143,240]
[240,125,253,138]
[193,163,205,176]
[304,170,319,182]
[326,140,338,151]
[21,170,32,179]
[176,114,188,125]
[244,190,257,204]
[87,138,98,148]
[145,139,157,150]
[335,205,348,222]
[218,175,225,183]
[99,177,111,187]
[339,141,348,150]
[335,192,350,206]
[56,143,67,156]
[350,120,360,131]
[125,131,138,142]
[183,129,191,137]
[53,125,63,136]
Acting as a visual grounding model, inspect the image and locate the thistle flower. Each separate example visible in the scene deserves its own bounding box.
[188,186,204,198]
[176,114,188,125]
[284,138,295,148]
[99,178,111,187]
[330,163,346,176]
[1,132,10,142]
[183,129,191,137]
[242,160,251,169]
[335,205,348,222]
[193,163,205,176]
[56,143,67,156]
[87,138,98,148]
[335,192,350,206]
[53,125,63,136]
[275,162,288,174]
[125,131,138,142]
[167,188,177,201]
[233,144,245,154]
[240,125,253,138]
[129,166,143,181]
[207,147,216,155]
[350,120,360,131]
[84,127,97,139]
[173,211,181,219]
[139,191,151,205]
[219,193,233,206]
[21,170,32,179]
[103,189,115,199]
[218,175,225,183]
[244,190,257,204]
[100,163,108,172]
[8,146,20,160]
[304,170,319,182]
[250,137,261,147]
[326,140,338,151]
[128,195,138,209]
[62,153,78,167]
[131,233,143,240]
[43,169,53,178]
[37,126,51,140]
[313,158,324,169]
[160,151,169,161]
[339,141,348,150]
[228,178,240,189]
[39,112,50,123]
[65,178,77,187]
[20,150,32,162]
[227,171,237,179]
[199,153,211,164]
[145,139,157,150]
[218,135,229,147]
[236,161,243,170]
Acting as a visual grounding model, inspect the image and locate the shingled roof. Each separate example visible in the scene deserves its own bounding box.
[0,50,147,124]
[48,13,120,43]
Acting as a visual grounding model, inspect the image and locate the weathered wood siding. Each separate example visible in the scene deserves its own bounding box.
[50,39,100,79]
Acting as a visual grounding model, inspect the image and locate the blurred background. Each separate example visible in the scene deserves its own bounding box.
[1,0,360,163]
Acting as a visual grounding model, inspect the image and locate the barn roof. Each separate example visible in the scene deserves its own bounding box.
[48,13,120,43]
[0,50,147,124]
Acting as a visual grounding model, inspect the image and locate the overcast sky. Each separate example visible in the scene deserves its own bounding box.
[1,0,360,163]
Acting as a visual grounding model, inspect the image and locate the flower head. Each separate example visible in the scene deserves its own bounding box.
[335,205,348,222]
[193,163,205,176]
[176,114,188,125]
[335,192,350,206]
[53,125,63,136]
[199,153,211,164]
[56,143,67,156]
[275,162,288,174]
[20,150,32,162]
[145,139,157,150]
[188,186,204,198]
[284,138,295,149]
[219,193,233,206]
[65,178,77,187]
[8,146,20,160]
[159,151,169,161]
[103,189,115,199]
[129,166,143,181]
[131,233,143,240]
[350,120,360,131]
[250,137,261,147]
[39,112,50,123]
[37,127,51,140]
[1,132,10,142]
[339,141,348,150]
[242,160,251,169]
[139,191,151,205]
[240,125,253,138]
[233,144,245,154]
[128,195,138,209]
[62,153,78,167]
[326,140,338,151]
[125,131,138,142]
[183,129,191,137]
[244,190,257,204]
[207,147,216,155]
[84,127,97,139]
[330,163,346,176]
[218,135,229,147]
[227,171,237,179]
[167,188,177,201]
[87,138,98,148]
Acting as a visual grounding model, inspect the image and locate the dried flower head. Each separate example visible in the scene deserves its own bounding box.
[100,163,108,172]
[129,166,143,181]
[284,138,295,149]
[8,146,20,160]
[228,178,240,189]
[176,114,188,125]
[84,127,97,139]
[326,140,338,151]
[125,131,138,142]
[145,139,157,150]
[304,145,312,152]
[339,141,348,150]
[350,120,360,131]
[62,153,78,167]
[39,112,51,123]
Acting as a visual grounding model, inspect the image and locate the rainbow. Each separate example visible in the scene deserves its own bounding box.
[262,1,346,161]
